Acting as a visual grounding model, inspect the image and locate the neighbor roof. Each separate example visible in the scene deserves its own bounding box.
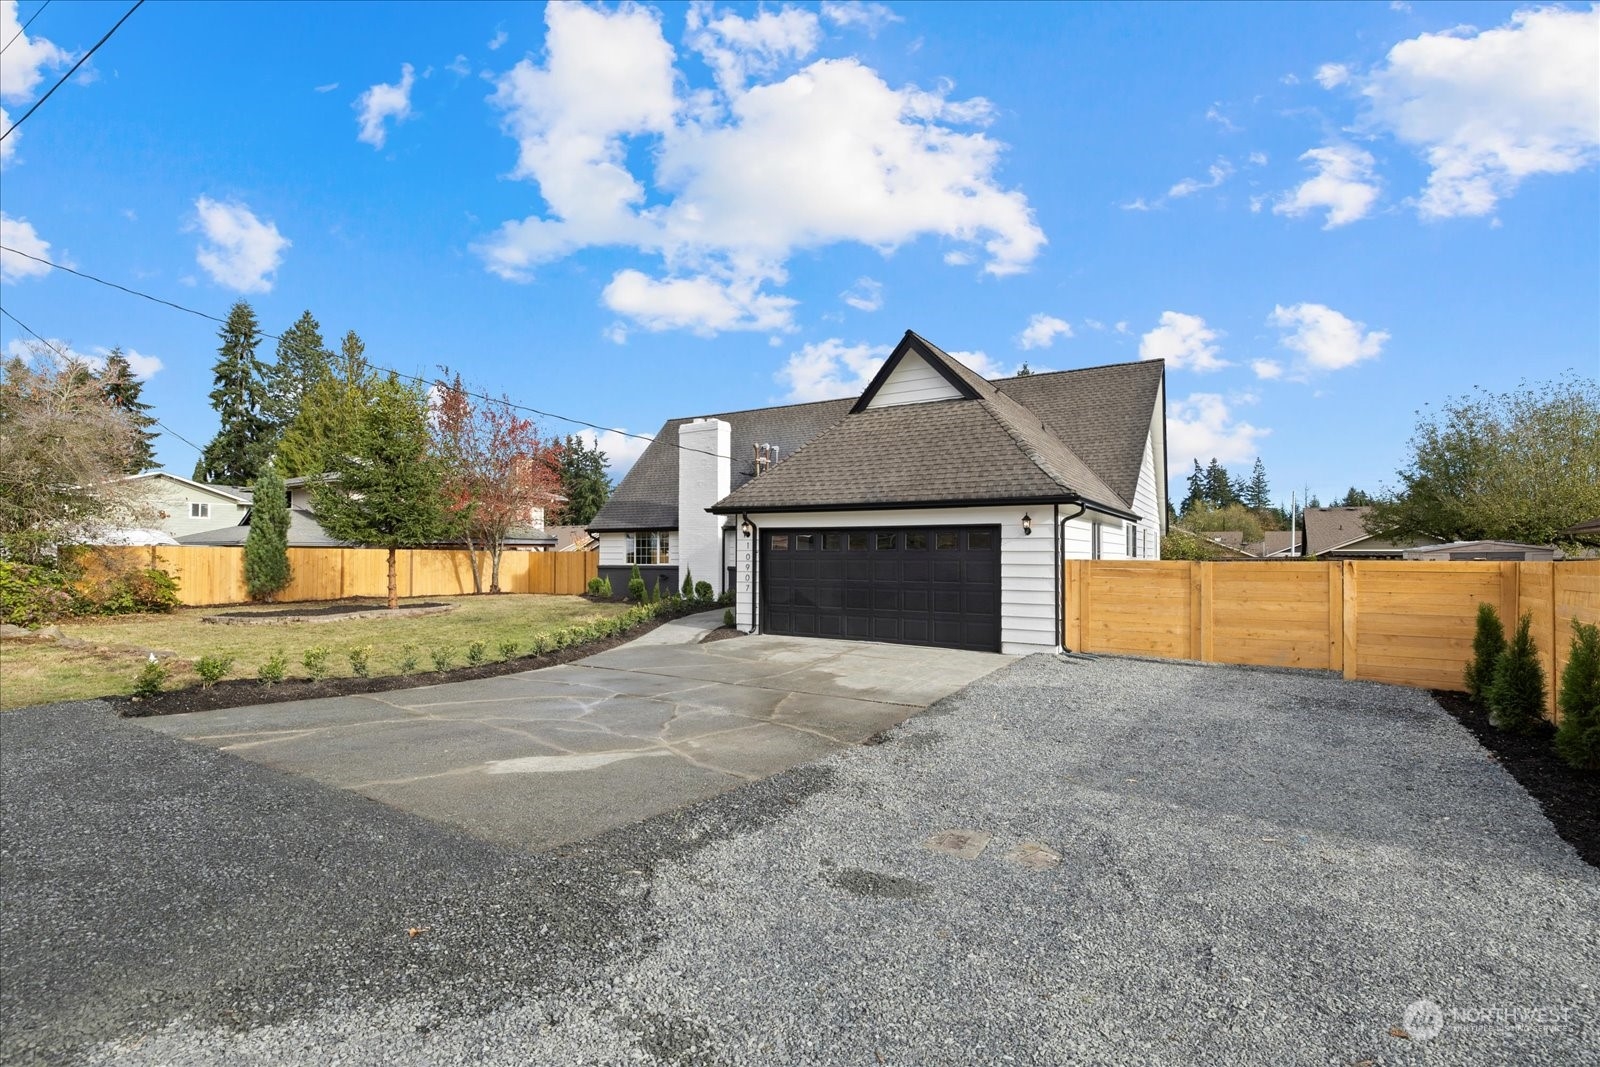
[178,509,348,548]
[592,331,1163,529]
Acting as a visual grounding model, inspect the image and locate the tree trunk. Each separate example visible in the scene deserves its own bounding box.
[465,530,483,594]
[386,546,398,610]
[489,541,503,594]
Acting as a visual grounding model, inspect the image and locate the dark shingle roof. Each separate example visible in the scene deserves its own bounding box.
[177,509,350,547]
[591,330,1164,528]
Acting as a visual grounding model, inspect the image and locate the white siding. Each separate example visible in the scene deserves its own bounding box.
[131,477,249,539]
[735,506,1051,655]
[864,353,964,409]
[598,531,629,567]
[677,419,732,595]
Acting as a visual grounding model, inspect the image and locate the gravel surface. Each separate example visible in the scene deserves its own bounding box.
[4,655,1596,1065]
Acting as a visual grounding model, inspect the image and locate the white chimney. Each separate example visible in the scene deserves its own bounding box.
[677,418,732,596]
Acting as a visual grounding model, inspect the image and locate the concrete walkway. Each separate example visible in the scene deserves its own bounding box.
[136,614,1011,850]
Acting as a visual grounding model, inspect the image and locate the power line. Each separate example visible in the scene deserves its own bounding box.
[0,245,698,459]
[1,0,52,55]
[0,303,204,455]
[0,0,144,144]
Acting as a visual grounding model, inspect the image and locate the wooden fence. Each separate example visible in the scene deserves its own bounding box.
[89,545,598,605]
[1063,560,1600,721]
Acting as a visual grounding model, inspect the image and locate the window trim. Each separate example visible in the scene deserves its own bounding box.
[625,530,672,565]
[190,502,210,519]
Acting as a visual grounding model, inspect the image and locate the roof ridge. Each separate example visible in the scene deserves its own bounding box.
[978,390,1131,510]
[993,358,1165,382]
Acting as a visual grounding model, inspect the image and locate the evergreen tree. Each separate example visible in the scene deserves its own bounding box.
[311,374,451,609]
[276,330,373,477]
[195,301,270,485]
[1554,620,1600,770]
[1333,487,1375,507]
[1243,458,1271,511]
[262,310,333,442]
[1486,613,1546,735]
[1202,458,1237,508]
[1015,363,1035,377]
[1181,460,1205,515]
[1464,602,1506,704]
[555,433,612,525]
[99,348,159,473]
[244,459,292,601]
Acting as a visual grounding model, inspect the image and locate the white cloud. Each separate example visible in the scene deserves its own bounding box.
[105,346,164,379]
[946,349,1017,379]
[1168,160,1233,199]
[1016,313,1072,350]
[1315,63,1350,89]
[314,82,339,94]
[487,27,508,51]
[477,1,1043,335]
[1269,302,1388,373]
[1204,103,1239,133]
[191,197,290,293]
[1362,6,1600,219]
[1120,196,1154,212]
[1251,359,1283,380]
[0,212,53,281]
[1248,151,1268,166]
[820,1,902,35]
[1167,393,1269,466]
[942,250,973,265]
[1274,143,1381,228]
[0,106,13,166]
[1139,311,1228,372]
[1114,321,1129,335]
[577,427,651,476]
[602,269,797,335]
[4,338,163,380]
[1391,1,1412,12]
[777,338,889,401]
[602,322,628,345]
[0,0,70,102]
[840,276,883,312]
[355,63,415,149]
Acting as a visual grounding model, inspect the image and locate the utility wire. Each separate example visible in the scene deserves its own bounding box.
[1,0,144,144]
[0,303,205,455]
[1,0,52,54]
[0,245,703,459]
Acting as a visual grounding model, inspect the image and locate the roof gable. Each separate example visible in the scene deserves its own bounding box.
[852,332,981,412]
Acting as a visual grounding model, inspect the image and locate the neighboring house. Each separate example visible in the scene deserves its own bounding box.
[546,525,598,552]
[589,330,1167,655]
[114,472,253,539]
[1301,506,1443,560]
[1241,529,1301,558]
[1563,517,1600,544]
[1402,540,1560,562]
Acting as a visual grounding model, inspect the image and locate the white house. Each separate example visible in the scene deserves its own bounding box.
[115,472,253,540]
[589,331,1166,656]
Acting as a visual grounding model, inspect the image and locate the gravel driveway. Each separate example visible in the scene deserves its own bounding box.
[4,654,1595,1065]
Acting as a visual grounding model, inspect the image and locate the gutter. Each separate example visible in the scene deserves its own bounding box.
[709,494,1138,522]
[1055,501,1088,651]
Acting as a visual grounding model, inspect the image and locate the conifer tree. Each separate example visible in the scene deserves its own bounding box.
[262,310,333,442]
[99,348,159,473]
[277,330,373,477]
[1487,613,1546,735]
[1243,458,1271,511]
[244,459,291,601]
[195,301,270,485]
[1555,620,1600,770]
[555,433,612,525]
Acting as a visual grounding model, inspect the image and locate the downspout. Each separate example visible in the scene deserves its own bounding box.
[743,512,758,634]
[1057,501,1088,651]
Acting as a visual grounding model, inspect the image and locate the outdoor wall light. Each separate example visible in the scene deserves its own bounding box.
[740,518,753,537]
[1021,513,1032,535]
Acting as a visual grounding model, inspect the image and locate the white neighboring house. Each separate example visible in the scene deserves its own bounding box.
[588,330,1167,655]
[102,472,253,541]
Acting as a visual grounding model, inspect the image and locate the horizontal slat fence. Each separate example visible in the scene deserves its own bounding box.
[84,545,598,605]
[1064,560,1600,722]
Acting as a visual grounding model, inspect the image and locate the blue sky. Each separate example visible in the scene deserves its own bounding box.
[2,0,1596,508]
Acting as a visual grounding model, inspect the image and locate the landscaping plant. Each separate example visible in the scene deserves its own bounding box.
[586,577,608,597]
[695,581,713,604]
[396,645,420,674]
[497,640,519,661]
[1554,620,1600,771]
[682,569,694,599]
[194,655,235,689]
[1465,602,1507,704]
[257,651,289,686]
[302,646,333,681]
[132,655,168,699]
[430,646,456,672]
[244,460,292,601]
[466,640,488,666]
[1486,613,1546,735]
[723,608,735,628]
[347,645,373,678]
[628,564,646,603]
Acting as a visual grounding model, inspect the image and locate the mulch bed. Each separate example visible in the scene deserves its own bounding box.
[205,601,456,625]
[699,626,745,644]
[1432,689,1599,869]
[114,611,687,719]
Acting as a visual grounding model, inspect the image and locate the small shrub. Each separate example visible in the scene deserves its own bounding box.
[258,650,289,686]
[530,634,551,655]
[466,640,488,666]
[1465,602,1507,704]
[396,644,420,674]
[694,581,713,603]
[586,577,608,597]
[348,644,373,678]
[0,560,76,627]
[628,564,646,603]
[195,654,234,689]
[497,639,519,661]
[718,589,734,607]
[302,646,333,681]
[430,645,457,672]
[91,567,182,616]
[682,569,694,599]
[1555,620,1600,770]
[132,655,168,699]
[599,576,613,597]
[723,607,735,628]
[1487,613,1546,735]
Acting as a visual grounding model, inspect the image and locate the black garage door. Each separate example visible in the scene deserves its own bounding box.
[762,526,1001,652]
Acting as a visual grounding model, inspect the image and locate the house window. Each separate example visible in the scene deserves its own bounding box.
[625,531,672,565]
[190,502,210,519]
[1125,523,1136,558]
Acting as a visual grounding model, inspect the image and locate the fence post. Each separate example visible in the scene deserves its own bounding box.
[1186,563,1202,660]
[1327,562,1344,673]
[1341,561,1358,681]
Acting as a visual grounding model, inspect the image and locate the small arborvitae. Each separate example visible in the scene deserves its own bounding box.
[1554,620,1600,770]
[1464,602,1506,705]
[1486,612,1546,735]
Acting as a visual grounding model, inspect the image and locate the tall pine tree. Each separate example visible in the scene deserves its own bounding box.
[99,348,159,473]
[1202,458,1237,508]
[262,310,333,445]
[277,330,373,477]
[244,459,292,601]
[555,433,612,525]
[195,301,270,485]
[1243,458,1271,511]
[1181,460,1205,515]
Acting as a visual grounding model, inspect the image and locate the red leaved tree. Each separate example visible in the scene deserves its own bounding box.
[431,372,564,593]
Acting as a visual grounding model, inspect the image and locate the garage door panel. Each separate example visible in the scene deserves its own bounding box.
[763,525,1001,653]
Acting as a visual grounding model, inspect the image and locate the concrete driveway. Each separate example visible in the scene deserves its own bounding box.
[136,614,1009,850]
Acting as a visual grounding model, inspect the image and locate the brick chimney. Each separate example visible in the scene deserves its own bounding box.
[677,418,731,596]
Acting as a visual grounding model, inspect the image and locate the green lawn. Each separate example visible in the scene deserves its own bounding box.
[0,595,630,710]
